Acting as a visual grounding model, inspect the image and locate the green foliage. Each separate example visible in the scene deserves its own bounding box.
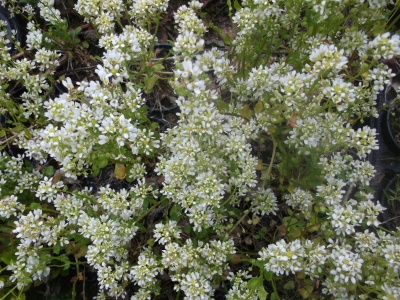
[1,0,400,299]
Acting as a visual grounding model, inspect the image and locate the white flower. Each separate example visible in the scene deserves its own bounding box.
[369,33,400,60]
[252,187,278,216]
[329,245,363,284]
[285,187,314,218]
[258,239,305,275]
[153,220,181,245]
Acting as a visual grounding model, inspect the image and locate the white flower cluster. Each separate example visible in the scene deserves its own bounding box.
[0,195,24,218]
[285,114,379,157]
[0,153,42,196]
[369,33,400,60]
[251,187,278,216]
[232,1,287,54]
[75,0,125,33]
[16,78,158,177]
[309,44,348,73]
[97,26,152,83]
[153,220,181,245]
[129,0,169,26]
[259,239,329,279]
[28,172,158,297]
[8,208,73,287]
[130,248,163,297]
[158,75,259,231]
[38,0,62,25]
[315,152,385,235]
[322,243,364,299]
[225,271,258,300]
[156,8,260,231]
[0,20,11,61]
[285,187,314,219]
[173,1,206,55]
[162,239,235,299]
[3,0,400,298]
[258,239,305,275]
[25,21,48,50]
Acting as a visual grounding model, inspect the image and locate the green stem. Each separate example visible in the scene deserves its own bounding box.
[136,199,165,222]
[341,186,353,204]
[72,256,80,300]
[347,60,377,83]
[156,71,174,75]
[271,277,281,300]
[124,7,133,26]
[387,7,400,31]
[221,187,237,207]
[0,285,18,300]
[33,207,59,214]
[264,137,277,184]
[253,37,269,68]
[176,290,181,300]
[0,265,8,273]
[228,204,255,235]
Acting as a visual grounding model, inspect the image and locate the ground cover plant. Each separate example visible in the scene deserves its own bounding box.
[1,0,400,299]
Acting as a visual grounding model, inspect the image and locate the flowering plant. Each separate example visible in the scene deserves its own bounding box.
[1,0,400,299]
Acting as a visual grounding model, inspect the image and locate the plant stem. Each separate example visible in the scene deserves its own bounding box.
[72,256,80,300]
[228,204,254,235]
[347,60,377,83]
[264,137,277,184]
[271,277,281,300]
[342,186,353,204]
[136,199,165,222]
[0,285,18,300]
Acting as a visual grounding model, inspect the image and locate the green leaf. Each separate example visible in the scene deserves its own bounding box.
[125,164,136,183]
[63,261,71,270]
[69,27,82,36]
[169,204,183,222]
[183,224,192,234]
[30,203,42,210]
[60,268,70,276]
[233,0,242,11]
[82,40,89,48]
[152,63,165,73]
[0,225,13,234]
[98,159,109,169]
[92,166,100,177]
[51,268,60,279]
[284,280,295,290]
[144,75,158,93]
[114,163,126,180]
[43,165,54,177]
[253,259,265,269]
[215,99,229,112]
[136,222,147,233]
[240,104,253,120]
[263,271,273,281]
[283,216,298,227]
[258,286,268,300]
[142,198,149,212]
[1,250,16,265]
[53,244,61,255]
[299,282,314,299]
[74,245,88,259]
[254,101,264,114]
[222,34,232,46]
[271,292,279,300]
[247,276,263,290]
